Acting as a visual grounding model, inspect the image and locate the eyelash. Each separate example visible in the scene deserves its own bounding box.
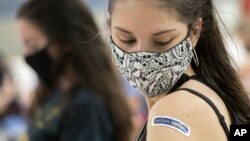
[154,39,173,46]
[120,39,136,44]
[120,38,173,46]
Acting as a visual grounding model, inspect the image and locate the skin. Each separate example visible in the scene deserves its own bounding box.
[0,74,16,114]
[110,1,232,140]
[17,19,79,92]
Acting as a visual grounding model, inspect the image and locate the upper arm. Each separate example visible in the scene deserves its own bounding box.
[147,91,227,141]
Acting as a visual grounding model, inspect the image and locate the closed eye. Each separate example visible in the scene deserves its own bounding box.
[120,39,136,45]
[154,38,173,46]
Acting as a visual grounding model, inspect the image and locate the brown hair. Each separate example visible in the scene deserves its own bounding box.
[17,0,132,140]
[108,0,250,124]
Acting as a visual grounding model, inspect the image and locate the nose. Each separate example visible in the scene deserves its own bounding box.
[136,44,143,52]
[135,41,150,52]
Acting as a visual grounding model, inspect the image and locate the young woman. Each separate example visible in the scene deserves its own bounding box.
[107,0,250,140]
[17,0,131,141]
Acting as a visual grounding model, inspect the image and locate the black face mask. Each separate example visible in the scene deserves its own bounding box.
[25,45,55,85]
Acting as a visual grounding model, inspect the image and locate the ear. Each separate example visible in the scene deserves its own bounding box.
[190,17,202,48]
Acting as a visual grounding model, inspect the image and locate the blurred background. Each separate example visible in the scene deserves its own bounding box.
[0,0,250,141]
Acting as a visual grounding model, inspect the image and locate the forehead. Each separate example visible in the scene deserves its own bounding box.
[18,19,37,32]
[111,0,183,32]
[18,19,46,38]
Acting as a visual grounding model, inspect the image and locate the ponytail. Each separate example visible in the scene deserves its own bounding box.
[193,0,250,124]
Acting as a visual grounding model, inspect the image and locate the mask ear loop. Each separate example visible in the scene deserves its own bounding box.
[187,24,200,68]
[192,49,199,67]
[109,36,118,66]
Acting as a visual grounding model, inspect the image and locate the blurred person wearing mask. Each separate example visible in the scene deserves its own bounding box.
[0,58,27,141]
[16,0,132,141]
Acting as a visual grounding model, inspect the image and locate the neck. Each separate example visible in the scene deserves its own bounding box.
[57,63,80,93]
[145,65,195,110]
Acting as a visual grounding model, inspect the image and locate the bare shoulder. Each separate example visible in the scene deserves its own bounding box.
[147,80,230,141]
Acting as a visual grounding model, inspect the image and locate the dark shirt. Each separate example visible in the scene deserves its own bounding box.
[28,88,114,141]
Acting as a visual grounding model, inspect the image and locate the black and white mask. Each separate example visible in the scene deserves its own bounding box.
[110,37,194,97]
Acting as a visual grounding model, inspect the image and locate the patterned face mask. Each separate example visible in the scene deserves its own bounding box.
[110,37,194,97]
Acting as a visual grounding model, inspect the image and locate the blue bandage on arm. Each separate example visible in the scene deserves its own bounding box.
[151,116,191,136]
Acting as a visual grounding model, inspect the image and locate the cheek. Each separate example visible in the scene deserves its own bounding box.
[18,21,33,41]
[18,25,29,44]
[48,45,64,62]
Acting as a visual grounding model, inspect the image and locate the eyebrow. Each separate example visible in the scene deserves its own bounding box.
[114,26,177,36]
[152,29,177,36]
[114,26,133,35]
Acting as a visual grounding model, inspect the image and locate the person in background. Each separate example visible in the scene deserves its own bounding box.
[16,0,132,141]
[0,56,27,141]
[228,0,250,93]
[234,19,250,92]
